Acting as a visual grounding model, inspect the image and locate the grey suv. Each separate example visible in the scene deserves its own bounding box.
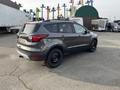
[17,20,98,68]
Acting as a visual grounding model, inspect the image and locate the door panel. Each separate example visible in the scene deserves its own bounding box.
[58,22,79,48]
[62,33,80,48]
[79,33,91,45]
[73,23,91,46]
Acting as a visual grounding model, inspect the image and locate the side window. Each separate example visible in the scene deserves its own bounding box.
[74,24,86,34]
[44,23,58,33]
[58,23,74,33]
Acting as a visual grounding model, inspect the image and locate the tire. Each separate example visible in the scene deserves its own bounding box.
[45,49,63,68]
[89,39,97,52]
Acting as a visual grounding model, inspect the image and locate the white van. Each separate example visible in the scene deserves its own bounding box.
[69,17,83,26]
[91,19,108,31]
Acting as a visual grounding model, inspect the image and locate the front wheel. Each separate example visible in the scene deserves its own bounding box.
[89,40,97,52]
[45,49,63,68]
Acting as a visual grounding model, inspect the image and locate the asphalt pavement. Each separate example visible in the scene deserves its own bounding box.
[0,32,120,90]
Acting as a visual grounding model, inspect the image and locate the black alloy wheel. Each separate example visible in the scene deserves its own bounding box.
[45,49,63,68]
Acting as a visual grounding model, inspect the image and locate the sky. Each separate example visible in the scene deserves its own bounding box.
[12,0,120,20]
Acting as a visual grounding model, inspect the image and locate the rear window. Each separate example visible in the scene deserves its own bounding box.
[22,23,41,34]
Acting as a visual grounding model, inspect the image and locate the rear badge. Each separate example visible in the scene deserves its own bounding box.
[19,38,27,44]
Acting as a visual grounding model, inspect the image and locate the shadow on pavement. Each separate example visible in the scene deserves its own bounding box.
[0,32,15,38]
[49,47,120,87]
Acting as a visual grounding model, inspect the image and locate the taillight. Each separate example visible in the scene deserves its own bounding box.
[30,34,48,42]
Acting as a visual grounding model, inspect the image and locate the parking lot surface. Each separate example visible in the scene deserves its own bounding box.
[0,32,120,90]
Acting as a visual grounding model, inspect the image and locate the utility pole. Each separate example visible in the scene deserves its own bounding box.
[29,9,33,14]
[90,0,93,6]
[78,0,84,6]
[86,0,90,5]
[63,3,67,18]
[70,0,74,7]
[86,0,94,6]
[57,4,60,18]
[46,6,50,20]
[66,8,69,18]
[36,7,40,21]
[69,0,76,17]
[70,0,74,17]
[41,4,45,19]
[29,9,34,21]
[51,7,56,19]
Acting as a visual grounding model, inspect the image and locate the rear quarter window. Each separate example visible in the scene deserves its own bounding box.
[22,23,41,34]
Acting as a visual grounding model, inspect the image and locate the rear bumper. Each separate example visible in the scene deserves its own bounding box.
[17,49,30,60]
[17,48,46,61]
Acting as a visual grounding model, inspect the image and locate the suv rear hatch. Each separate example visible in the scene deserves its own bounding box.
[17,23,48,51]
[18,23,41,45]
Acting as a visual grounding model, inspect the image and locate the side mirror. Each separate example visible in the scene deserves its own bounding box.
[84,30,89,34]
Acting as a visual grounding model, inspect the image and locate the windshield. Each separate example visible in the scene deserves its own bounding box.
[22,23,41,34]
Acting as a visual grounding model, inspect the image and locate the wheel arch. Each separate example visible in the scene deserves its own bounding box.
[46,45,64,59]
[91,38,98,44]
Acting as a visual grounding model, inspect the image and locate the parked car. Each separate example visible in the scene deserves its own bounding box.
[17,20,98,68]
[113,22,120,32]
[106,22,114,32]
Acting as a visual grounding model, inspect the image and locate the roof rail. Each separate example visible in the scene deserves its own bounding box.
[57,17,69,21]
[43,18,70,22]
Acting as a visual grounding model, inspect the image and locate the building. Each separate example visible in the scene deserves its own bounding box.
[0,0,21,9]
[75,5,99,30]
